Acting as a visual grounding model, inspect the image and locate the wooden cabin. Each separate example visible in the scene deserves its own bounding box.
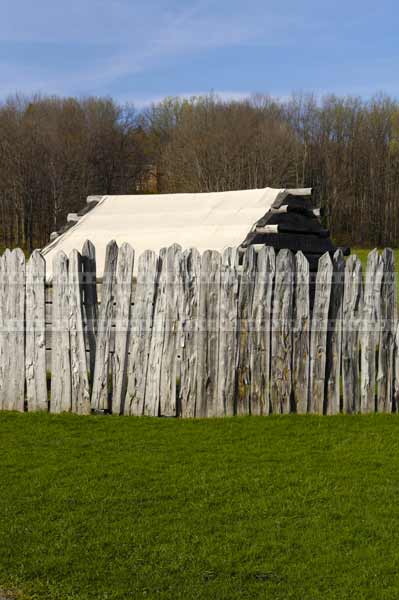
[41,187,346,279]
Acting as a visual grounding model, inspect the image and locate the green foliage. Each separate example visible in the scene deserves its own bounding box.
[2,413,399,599]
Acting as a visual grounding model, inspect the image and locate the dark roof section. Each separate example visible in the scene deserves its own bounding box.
[240,190,347,268]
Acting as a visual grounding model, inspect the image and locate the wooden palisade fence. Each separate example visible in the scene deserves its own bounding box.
[0,241,398,416]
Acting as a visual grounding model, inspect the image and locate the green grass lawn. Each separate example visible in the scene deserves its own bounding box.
[3,414,399,599]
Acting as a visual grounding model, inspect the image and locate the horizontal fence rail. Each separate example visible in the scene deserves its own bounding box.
[0,242,398,416]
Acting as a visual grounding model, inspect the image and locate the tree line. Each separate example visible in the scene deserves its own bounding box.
[1,92,399,250]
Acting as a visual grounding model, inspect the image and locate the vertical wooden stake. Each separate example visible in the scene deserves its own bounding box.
[361,249,383,413]
[293,251,310,414]
[144,249,167,416]
[236,246,256,415]
[91,240,118,411]
[196,250,221,417]
[125,250,157,416]
[377,248,396,412]
[2,249,25,411]
[271,249,294,414]
[158,244,182,417]
[112,243,135,415]
[51,251,71,413]
[250,246,275,415]
[310,253,333,414]
[325,249,345,415]
[69,250,91,414]
[179,247,201,418]
[26,251,47,411]
[342,255,363,414]
[82,240,98,381]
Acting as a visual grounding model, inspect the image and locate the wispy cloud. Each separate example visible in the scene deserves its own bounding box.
[0,0,313,97]
[2,0,398,100]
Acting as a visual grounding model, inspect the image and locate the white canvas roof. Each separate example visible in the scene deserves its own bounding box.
[41,187,311,279]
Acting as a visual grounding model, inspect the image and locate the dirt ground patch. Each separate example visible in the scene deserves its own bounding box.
[0,591,20,600]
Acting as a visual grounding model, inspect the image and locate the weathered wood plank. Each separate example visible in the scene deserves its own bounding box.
[26,251,47,412]
[394,321,399,410]
[360,249,383,413]
[325,249,345,415]
[217,247,239,417]
[0,250,12,411]
[377,248,396,412]
[0,249,25,411]
[309,252,333,414]
[271,249,294,414]
[112,243,135,415]
[91,240,118,411]
[292,251,310,414]
[82,240,98,380]
[125,250,157,416]
[0,250,13,411]
[144,249,167,416]
[250,246,275,415]
[12,249,26,412]
[0,252,6,410]
[196,250,221,417]
[224,247,238,269]
[159,244,182,417]
[179,247,201,418]
[342,255,363,414]
[236,246,256,415]
[8,249,26,411]
[51,251,71,413]
[69,250,91,415]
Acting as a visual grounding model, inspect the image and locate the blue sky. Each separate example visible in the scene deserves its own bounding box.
[2,0,399,106]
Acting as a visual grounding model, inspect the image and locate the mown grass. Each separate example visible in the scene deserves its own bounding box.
[3,413,399,599]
